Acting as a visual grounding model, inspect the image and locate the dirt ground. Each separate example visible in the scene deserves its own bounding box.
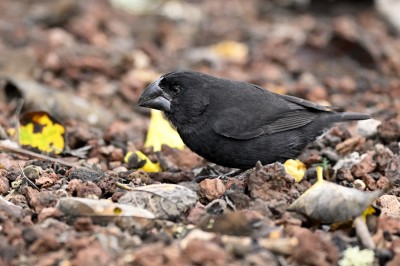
[0,0,400,265]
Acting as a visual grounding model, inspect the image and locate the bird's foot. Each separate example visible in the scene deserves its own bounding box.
[194,168,248,183]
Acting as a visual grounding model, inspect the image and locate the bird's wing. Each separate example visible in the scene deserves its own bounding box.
[279,94,333,112]
[213,109,320,139]
[212,87,330,140]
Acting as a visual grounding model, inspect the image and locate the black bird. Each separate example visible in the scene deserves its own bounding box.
[138,71,370,169]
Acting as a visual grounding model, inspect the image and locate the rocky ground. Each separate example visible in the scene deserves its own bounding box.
[0,0,400,265]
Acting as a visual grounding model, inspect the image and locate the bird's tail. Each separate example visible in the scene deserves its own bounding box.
[337,112,371,121]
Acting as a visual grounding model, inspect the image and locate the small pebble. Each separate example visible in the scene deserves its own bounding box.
[354,179,366,190]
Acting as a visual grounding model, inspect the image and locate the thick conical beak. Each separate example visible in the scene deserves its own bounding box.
[138,80,171,112]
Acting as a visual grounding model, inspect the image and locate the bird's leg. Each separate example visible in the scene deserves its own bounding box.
[194,168,248,183]
[225,168,246,177]
[193,165,220,182]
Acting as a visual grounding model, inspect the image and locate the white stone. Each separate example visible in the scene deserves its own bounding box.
[356,119,381,137]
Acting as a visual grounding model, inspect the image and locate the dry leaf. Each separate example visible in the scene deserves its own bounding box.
[124,150,162,172]
[288,167,382,223]
[118,184,197,219]
[284,159,306,182]
[144,110,185,151]
[57,197,154,217]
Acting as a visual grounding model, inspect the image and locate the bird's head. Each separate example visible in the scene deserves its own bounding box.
[138,71,211,126]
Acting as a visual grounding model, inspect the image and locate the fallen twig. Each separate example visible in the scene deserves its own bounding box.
[116,182,135,191]
[354,216,375,250]
[0,142,82,169]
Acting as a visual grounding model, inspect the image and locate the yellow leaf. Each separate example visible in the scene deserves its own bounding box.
[124,150,161,172]
[284,159,306,182]
[361,205,376,220]
[144,109,185,151]
[19,111,65,154]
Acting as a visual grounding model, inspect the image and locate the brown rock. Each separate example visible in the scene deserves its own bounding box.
[378,216,400,234]
[124,170,151,185]
[362,174,377,191]
[97,173,118,194]
[8,194,29,209]
[35,172,58,188]
[377,175,390,189]
[0,197,24,219]
[378,195,400,218]
[386,155,400,186]
[225,190,251,210]
[187,202,205,225]
[247,162,295,203]
[351,153,377,178]
[199,178,226,201]
[99,145,114,156]
[336,168,354,182]
[132,244,167,266]
[67,179,102,198]
[265,199,287,219]
[300,149,322,166]
[23,187,41,213]
[0,175,10,194]
[23,165,43,181]
[149,171,194,183]
[289,228,339,266]
[374,144,394,171]
[131,243,188,266]
[34,250,67,266]
[109,161,122,169]
[199,211,263,236]
[336,136,366,155]
[38,207,62,222]
[110,148,124,162]
[74,217,94,232]
[24,189,58,214]
[184,239,227,266]
[330,126,352,140]
[224,177,246,191]
[378,119,400,143]
[72,242,112,266]
[161,146,204,170]
[68,168,105,183]
[22,225,41,246]
[111,191,125,202]
[245,250,278,266]
[29,234,61,254]
[66,237,91,254]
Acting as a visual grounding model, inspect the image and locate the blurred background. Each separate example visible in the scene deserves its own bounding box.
[0,0,398,146]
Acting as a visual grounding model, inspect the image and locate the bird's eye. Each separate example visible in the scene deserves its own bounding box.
[171,86,181,94]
